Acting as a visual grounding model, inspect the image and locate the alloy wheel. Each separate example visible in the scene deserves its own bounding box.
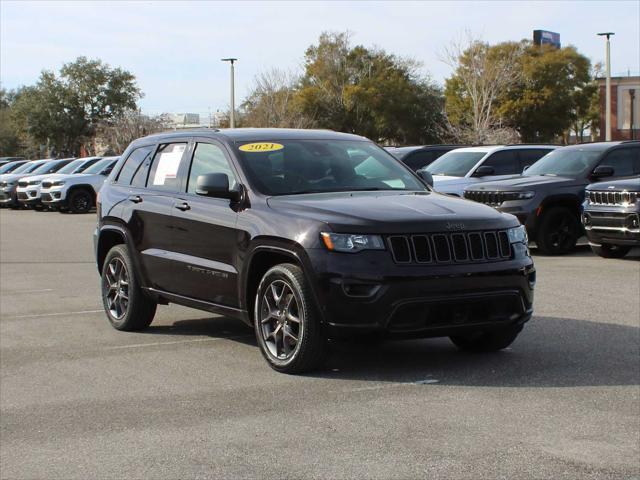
[74,193,90,212]
[259,280,303,360]
[103,257,129,319]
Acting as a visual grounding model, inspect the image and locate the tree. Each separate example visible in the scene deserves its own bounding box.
[443,35,525,143]
[497,44,593,142]
[10,57,142,156]
[96,111,167,154]
[242,69,311,128]
[0,88,22,156]
[294,32,445,144]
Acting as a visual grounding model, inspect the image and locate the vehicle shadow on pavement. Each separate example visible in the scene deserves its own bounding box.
[315,316,640,387]
[143,316,257,347]
[143,314,639,388]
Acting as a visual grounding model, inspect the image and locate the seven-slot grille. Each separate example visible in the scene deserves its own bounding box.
[463,190,505,206]
[387,230,511,264]
[587,190,639,206]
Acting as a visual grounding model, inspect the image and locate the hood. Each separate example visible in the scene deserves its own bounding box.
[267,191,517,234]
[587,177,640,192]
[465,175,580,192]
[20,173,54,183]
[1,172,40,182]
[433,176,470,187]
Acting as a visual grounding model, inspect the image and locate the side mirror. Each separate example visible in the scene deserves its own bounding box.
[522,165,530,173]
[592,165,614,177]
[196,173,241,201]
[473,165,495,176]
[417,169,434,187]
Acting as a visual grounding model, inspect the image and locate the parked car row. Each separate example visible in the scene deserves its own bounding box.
[388,141,639,258]
[0,156,118,213]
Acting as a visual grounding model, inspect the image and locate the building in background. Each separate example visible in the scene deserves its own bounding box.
[598,75,640,141]
[533,30,561,49]
[165,113,201,129]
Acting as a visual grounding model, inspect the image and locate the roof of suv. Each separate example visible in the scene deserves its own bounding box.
[451,145,557,154]
[561,140,639,151]
[136,128,368,144]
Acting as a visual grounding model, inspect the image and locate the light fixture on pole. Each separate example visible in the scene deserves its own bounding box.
[597,32,614,141]
[221,58,237,128]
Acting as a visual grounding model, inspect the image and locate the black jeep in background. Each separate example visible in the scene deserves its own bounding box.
[582,177,640,258]
[385,145,464,171]
[464,141,640,255]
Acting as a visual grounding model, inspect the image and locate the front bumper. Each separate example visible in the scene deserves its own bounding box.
[0,187,17,205]
[41,189,67,206]
[16,187,42,205]
[306,247,535,338]
[583,209,640,246]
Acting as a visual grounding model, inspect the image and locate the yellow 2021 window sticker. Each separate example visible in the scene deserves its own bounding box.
[239,142,284,153]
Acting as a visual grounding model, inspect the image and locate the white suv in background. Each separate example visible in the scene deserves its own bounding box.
[15,158,77,208]
[41,157,119,213]
[419,145,557,196]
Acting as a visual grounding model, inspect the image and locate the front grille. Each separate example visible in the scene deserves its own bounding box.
[387,230,511,265]
[587,190,639,206]
[588,211,636,229]
[42,181,53,189]
[464,190,505,206]
[17,192,28,200]
[18,181,28,188]
[41,193,52,202]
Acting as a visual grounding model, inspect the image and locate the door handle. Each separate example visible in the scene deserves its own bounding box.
[175,202,191,211]
[128,195,142,203]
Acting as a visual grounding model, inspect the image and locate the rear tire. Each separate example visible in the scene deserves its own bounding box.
[450,324,523,352]
[254,263,327,374]
[591,244,631,258]
[101,244,156,331]
[536,207,580,255]
[68,189,93,213]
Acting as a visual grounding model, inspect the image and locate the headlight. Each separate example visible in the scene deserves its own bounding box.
[321,232,385,253]
[28,180,41,186]
[52,181,65,186]
[507,225,528,244]
[0,182,6,187]
[503,191,535,201]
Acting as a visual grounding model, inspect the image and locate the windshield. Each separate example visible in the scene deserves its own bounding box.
[83,158,115,175]
[56,159,84,174]
[0,162,26,174]
[18,162,46,174]
[32,159,70,175]
[424,151,486,177]
[234,140,425,196]
[524,148,604,177]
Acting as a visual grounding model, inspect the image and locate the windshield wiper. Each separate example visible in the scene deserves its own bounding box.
[284,187,397,195]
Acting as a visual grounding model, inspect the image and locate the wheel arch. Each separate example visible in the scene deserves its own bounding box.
[538,194,582,218]
[240,239,321,326]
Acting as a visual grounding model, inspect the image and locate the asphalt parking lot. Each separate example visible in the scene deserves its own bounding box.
[1,208,638,479]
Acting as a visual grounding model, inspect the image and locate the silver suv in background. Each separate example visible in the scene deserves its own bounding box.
[16,158,77,208]
[420,145,557,196]
[41,157,118,213]
[0,159,52,208]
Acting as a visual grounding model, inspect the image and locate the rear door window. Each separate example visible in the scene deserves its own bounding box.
[481,150,519,175]
[403,151,434,170]
[116,146,155,185]
[148,143,189,192]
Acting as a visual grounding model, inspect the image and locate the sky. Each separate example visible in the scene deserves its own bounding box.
[1,0,639,118]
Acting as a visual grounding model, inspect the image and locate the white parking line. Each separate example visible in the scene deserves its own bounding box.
[12,288,54,294]
[5,309,103,319]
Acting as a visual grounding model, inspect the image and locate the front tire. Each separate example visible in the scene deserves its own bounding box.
[450,324,523,352]
[68,189,93,213]
[101,244,157,331]
[536,207,580,255]
[254,263,327,374]
[591,244,631,258]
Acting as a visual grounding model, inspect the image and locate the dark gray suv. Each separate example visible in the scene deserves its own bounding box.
[464,141,640,255]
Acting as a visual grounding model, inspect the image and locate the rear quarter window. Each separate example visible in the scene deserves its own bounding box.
[116,146,155,186]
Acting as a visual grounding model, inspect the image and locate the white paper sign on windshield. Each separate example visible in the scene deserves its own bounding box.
[153,144,186,186]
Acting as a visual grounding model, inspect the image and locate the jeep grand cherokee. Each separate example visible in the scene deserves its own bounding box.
[94,129,535,373]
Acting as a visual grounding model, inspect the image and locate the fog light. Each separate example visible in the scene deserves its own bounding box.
[582,212,591,226]
[626,214,639,229]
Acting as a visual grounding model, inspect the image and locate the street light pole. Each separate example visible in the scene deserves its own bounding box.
[221,58,237,128]
[597,32,614,141]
